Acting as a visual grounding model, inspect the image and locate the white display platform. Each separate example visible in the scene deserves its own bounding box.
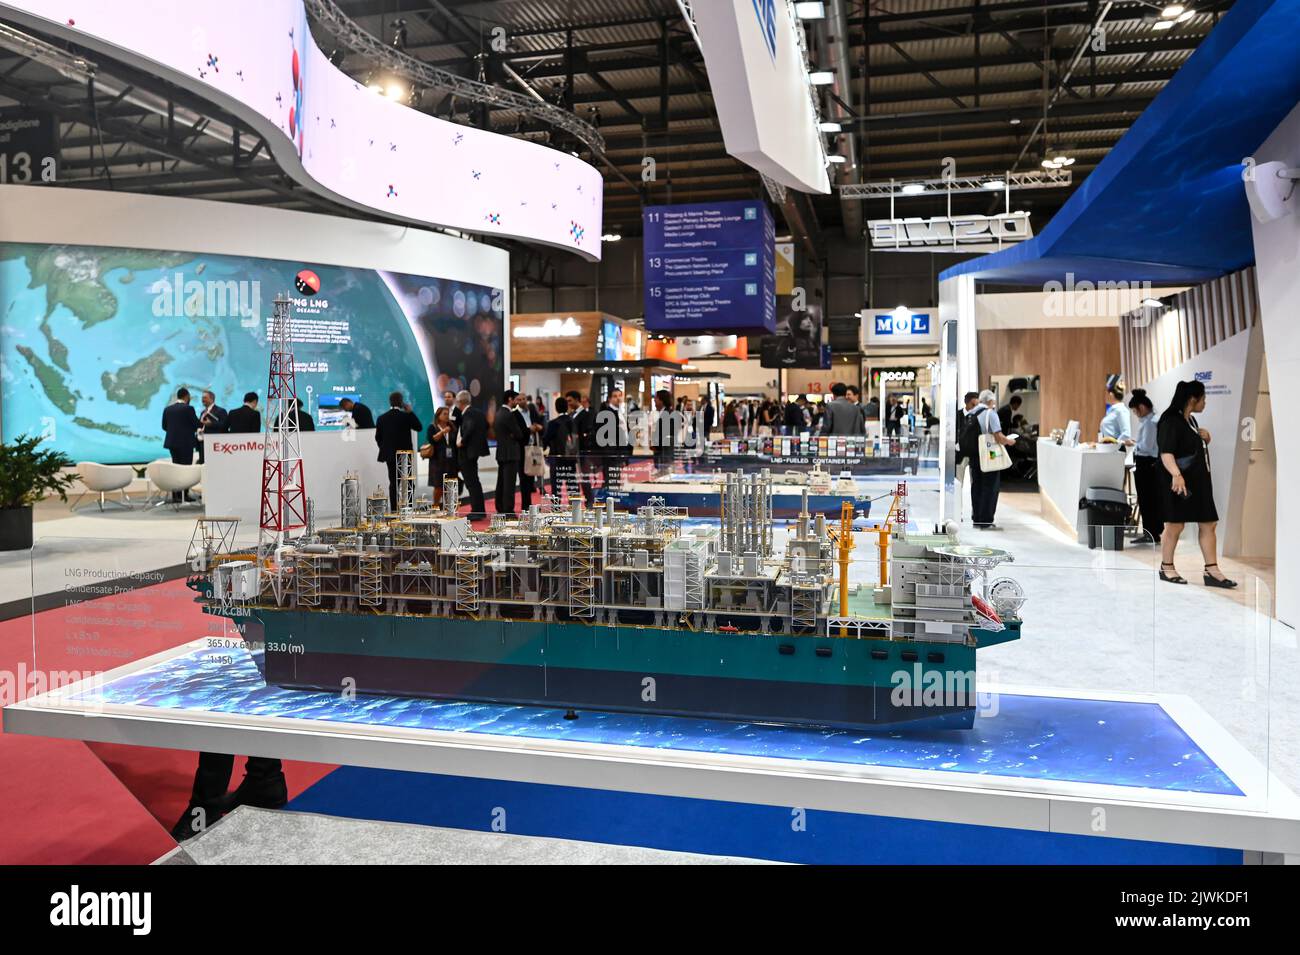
[5,642,1299,859]
[1036,439,1127,534]
[202,430,406,525]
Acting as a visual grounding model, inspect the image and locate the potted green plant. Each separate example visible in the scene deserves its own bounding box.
[0,435,76,550]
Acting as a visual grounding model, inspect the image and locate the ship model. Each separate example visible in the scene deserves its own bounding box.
[185,296,1023,731]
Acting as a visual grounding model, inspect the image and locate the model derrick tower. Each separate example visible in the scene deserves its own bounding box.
[257,293,307,602]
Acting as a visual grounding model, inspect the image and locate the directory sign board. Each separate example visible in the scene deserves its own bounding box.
[643,200,776,334]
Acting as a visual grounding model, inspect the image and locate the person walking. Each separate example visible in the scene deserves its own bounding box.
[454,390,488,519]
[963,390,1017,529]
[1157,379,1235,587]
[374,391,422,511]
[494,389,525,516]
[820,382,866,436]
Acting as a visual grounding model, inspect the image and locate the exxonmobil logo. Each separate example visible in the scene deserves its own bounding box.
[209,440,264,455]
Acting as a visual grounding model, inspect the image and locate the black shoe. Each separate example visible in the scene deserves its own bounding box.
[1203,565,1238,589]
[220,770,288,813]
[170,801,223,841]
[1159,562,1187,585]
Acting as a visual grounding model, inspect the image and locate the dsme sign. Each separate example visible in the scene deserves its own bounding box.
[869,213,1033,251]
[752,0,778,60]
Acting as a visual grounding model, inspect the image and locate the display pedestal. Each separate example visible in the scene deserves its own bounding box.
[6,641,1298,863]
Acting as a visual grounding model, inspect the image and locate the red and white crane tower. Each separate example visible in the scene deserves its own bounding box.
[257,292,307,602]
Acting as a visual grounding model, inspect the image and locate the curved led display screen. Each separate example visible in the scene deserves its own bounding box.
[0,0,604,260]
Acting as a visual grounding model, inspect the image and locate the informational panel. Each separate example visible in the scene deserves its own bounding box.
[643,200,776,335]
[202,430,390,526]
[0,0,603,259]
[692,1,829,194]
[0,106,57,184]
[862,308,940,348]
[0,241,504,463]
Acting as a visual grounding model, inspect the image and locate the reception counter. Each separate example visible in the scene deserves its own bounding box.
[202,430,397,526]
[1036,439,1127,536]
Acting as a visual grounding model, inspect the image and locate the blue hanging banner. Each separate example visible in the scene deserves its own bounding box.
[643,200,775,335]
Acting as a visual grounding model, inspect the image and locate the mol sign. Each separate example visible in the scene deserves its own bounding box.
[868,213,1033,252]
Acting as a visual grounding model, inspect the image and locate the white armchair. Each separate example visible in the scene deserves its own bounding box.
[73,462,135,511]
[147,460,202,508]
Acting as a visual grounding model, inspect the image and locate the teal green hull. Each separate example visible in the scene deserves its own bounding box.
[249,610,1016,730]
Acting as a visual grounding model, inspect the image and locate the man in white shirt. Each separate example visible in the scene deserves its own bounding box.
[968,390,1017,529]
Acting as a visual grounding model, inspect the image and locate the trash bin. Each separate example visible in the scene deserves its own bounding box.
[1078,486,1129,550]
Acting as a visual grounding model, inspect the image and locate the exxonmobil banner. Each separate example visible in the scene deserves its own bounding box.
[692,1,830,195]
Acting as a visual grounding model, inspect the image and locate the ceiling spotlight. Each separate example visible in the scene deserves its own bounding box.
[901,182,926,195]
[385,81,407,100]
[1176,8,1195,20]
[391,17,408,49]
[601,233,622,242]
[1160,4,1185,17]
[1153,19,1174,30]
[827,154,847,164]
[808,71,835,86]
[1041,157,1062,169]
[818,121,842,132]
[983,179,1005,190]
[794,2,827,18]
[1140,298,1165,309]
[368,81,385,94]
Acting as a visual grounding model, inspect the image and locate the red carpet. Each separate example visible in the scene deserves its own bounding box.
[0,577,336,863]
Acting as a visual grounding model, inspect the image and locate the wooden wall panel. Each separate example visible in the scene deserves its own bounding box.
[977,326,1121,435]
[1117,268,1259,388]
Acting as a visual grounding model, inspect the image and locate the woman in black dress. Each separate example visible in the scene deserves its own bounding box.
[1157,379,1236,588]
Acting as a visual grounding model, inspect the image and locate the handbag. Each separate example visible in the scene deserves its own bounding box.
[418,443,433,460]
[977,432,1012,472]
[524,436,546,478]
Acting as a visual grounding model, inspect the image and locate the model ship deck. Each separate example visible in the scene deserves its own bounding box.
[190,468,1023,730]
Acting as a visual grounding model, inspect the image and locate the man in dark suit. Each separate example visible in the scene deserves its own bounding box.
[652,389,676,470]
[594,388,631,499]
[161,387,200,501]
[225,392,261,434]
[196,390,227,464]
[374,391,423,511]
[567,390,595,506]
[821,382,866,436]
[513,392,543,511]
[454,390,488,519]
[339,397,374,429]
[494,389,525,516]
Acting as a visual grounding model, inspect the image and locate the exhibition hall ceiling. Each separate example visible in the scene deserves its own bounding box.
[0,0,1235,253]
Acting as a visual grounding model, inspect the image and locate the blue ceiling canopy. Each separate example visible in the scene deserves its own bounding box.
[941,0,1300,287]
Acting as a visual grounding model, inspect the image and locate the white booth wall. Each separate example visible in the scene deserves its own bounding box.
[1249,100,1300,629]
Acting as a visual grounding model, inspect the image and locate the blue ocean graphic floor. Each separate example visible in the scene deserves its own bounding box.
[77,646,1242,795]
